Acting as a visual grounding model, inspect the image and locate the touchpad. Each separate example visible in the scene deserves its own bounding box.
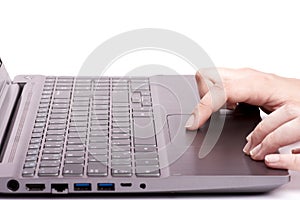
[166,111,272,176]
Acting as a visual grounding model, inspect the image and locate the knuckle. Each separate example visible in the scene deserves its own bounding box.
[262,134,279,152]
[251,122,267,143]
[294,155,300,170]
[283,103,300,118]
[197,101,212,113]
[256,122,266,134]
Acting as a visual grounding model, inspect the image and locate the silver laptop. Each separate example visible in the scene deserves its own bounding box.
[0,58,289,194]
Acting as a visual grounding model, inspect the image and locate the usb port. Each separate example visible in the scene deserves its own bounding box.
[97,183,115,191]
[74,183,91,191]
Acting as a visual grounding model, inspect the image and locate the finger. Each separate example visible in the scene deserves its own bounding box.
[265,154,300,171]
[250,117,300,160]
[243,104,300,155]
[195,71,210,98]
[185,84,226,130]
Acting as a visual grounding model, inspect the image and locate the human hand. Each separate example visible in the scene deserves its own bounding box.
[185,68,300,171]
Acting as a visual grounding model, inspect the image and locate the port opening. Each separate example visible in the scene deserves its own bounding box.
[7,180,20,192]
[51,184,68,193]
[140,183,146,189]
[74,183,92,191]
[25,184,46,191]
[120,183,132,187]
[98,183,115,191]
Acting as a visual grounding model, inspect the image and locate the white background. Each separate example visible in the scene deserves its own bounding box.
[0,0,300,199]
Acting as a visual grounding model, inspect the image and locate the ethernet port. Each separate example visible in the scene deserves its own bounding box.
[51,184,68,194]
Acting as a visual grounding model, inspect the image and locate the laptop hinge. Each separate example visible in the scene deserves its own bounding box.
[0,83,21,163]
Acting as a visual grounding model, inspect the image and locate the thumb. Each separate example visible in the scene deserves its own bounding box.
[265,154,300,171]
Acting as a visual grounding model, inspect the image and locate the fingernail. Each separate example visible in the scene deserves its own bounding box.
[292,148,300,154]
[265,154,280,163]
[246,132,253,141]
[185,114,195,128]
[243,141,252,155]
[250,144,261,156]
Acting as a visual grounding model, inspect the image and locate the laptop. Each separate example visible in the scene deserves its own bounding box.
[0,57,289,194]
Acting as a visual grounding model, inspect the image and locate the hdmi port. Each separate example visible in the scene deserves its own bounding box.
[26,184,46,191]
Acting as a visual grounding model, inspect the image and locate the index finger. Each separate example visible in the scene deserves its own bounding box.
[185,84,226,130]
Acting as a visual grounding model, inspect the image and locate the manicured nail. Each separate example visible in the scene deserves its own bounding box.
[292,148,300,154]
[243,141,252,154]
[265,154,280,163]
[250,144,261,156]
[185,114,195,128]
[246,132,253,142]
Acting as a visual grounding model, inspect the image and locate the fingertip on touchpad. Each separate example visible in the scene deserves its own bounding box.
[167,114,206,147]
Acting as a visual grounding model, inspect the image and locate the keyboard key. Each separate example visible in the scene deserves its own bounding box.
[64,157,85,164]
[111,146,131,152]
[67,138,86,145]
[54,91,71,99]
[46,135,64,142]
[89,136,108,143]
[88,149,107,155]
[28,144,40,149]
[24,161,37,168]
[40,160,60,167]
[44,141,64,148]
[135,166,160,177]
[135,152,158,160]
[112,91,129,103]
[111,159,132,166]
[134,136,156,146]
[135,159,159,166]
[27,149,39,156]
[65,151,85,157]
[111,151,131,159]
[41,153,62,161]
[111,166,132,177]
[88,143,107,149]
[22,168,35,177]
[66,144,85,151]
[38,167,60,177]
[111,134,130,140]
[112,121,130,128]
[111,139,131,146]
[87,162,108,177]
[63,164,84,176]
[133,118,155,139]
[89,130,108,137]
[135,146,157,152]
[88,154,108,162]
[43,147,62,154]
[133,112,152,118]
[47,130,65,135]
[25,155,38,162]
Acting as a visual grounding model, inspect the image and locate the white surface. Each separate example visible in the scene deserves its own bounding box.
[0,0,300,199]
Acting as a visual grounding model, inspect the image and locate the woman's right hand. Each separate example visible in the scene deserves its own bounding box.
[185,68,300,171]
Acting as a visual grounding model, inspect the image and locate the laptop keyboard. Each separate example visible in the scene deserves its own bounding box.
[22,77,160,178]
